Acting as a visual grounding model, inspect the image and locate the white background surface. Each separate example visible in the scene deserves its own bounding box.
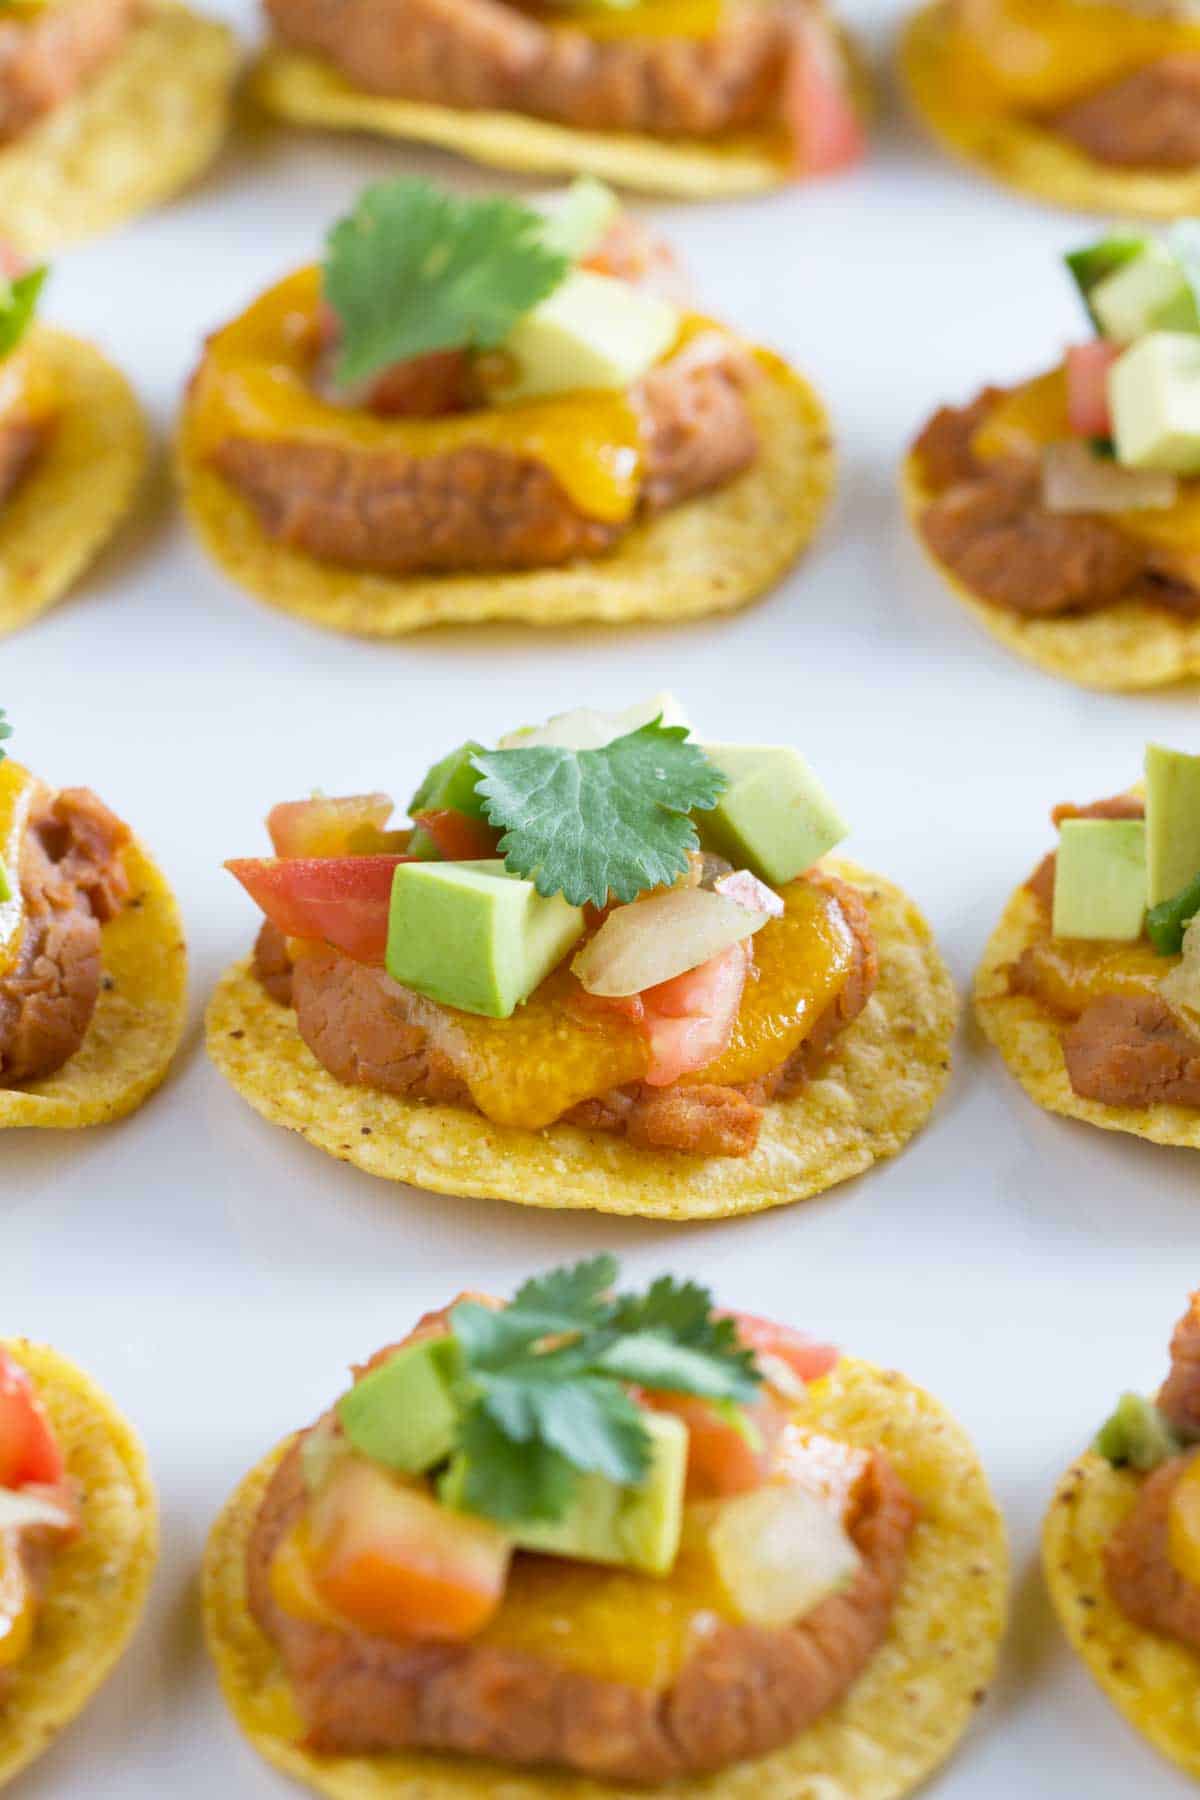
[5,0,1200,1792]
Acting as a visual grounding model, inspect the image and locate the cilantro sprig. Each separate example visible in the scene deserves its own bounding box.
[323,179,569,389]
[471,719,726,909]
[0,709,11,764]
[450,1255,760,1525]
[0,266,46,360]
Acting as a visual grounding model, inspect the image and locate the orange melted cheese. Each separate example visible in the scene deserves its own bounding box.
[0,762,38,983]
[392,879,856,1131]
[970,369,1200,554]
[190,267,651,527]
[945,0,1200,114]
[273,1424,863,1690]
[0,342,57,449]
[533,0,727,42]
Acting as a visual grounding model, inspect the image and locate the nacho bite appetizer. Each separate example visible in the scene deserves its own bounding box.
[0,0,236,257]
[250,0,865,202]
[180,179,833,639]
[976,743,1200,1150]
[1044,1293,1200,1777]
[0,712,186,1129]
[904,228,1200,690]
[0,255,147,637]
[903,0,1200,218]
[208,698,956,1219]
[206,1257,1007,1796]
[0,1339,157,1787]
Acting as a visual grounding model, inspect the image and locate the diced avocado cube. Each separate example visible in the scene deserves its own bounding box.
[698,745,848,887]
[1091,243,1200,343]
[386,859,585,1019]
[1051,819,1147,942]
[1110,332,1200,473]
[337,1336,462,1475]
[497,270,679,404]
[408,741,488,823]
[1145,743,1200,907]
[537,178,621,263]
[1066,235,1151,325]
[1093,1392,1179,1471]
[441,1411,687,1576]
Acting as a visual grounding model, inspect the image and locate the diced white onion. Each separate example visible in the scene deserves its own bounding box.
[0,1487,72,1531]
[498,693,691,751]
[1042,441,1178,516]
[709,1484,861,1629]
[573,884,772,997]
[1161,915,1200,1028]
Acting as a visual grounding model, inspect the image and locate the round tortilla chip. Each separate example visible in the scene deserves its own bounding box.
[178,346,834,637]
[205,859,956,1220]
[204,1356,1007,1800]
[247,28,869,201]
[1044,1450,1200,1776]
[900,452,1200,691]
[0,328,148,638]
[0,3,238,259]
[974,880,1200,1150]
[0,1340,158,1789]
[901,0,1200,220]
[0,833,188,1131]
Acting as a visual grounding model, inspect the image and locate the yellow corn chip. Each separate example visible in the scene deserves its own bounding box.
[1,328,148,637]
[0,1340,158,1788]
[204,1355,1007,1800]
[206,859,956,1220]
[901,1,1200,220]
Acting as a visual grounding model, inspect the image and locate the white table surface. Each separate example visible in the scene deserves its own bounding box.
[5,1,1200,1792]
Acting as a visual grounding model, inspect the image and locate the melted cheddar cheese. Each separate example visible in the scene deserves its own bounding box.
[534,0,727,42]
[0,342,57,449]
[0,1530,36,1671]
[190,268,654,527]
[0,762,37,984]
[369,878,856,1132]
[945,0,1200,115]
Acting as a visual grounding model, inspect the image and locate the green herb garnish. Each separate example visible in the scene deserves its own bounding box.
[451,1255,760,1524]
[323,179,569,389]
[1094,1392,1180,1471]
[471,718,726,909]
[0,266,46,360]
[1147,870,1200,955]
[0,709,10,763]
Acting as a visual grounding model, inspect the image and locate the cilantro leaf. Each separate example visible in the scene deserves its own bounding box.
[446,1256,764,1526]
[458,1407,577,1523]
[472,720,726,909]
[324,179,569,388]
[0,266,46,360]
[0,709,10,765]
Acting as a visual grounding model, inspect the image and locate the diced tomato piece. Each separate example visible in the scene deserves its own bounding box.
[0,1351,64,1491]
[0,245,21,280]
[647,1391,786,1498]
[1066,341,1120,438]
[308,1457,511,1643]
[267,793,395,859]
[411,809,500,862]
[784,15,866,178]
[640,939,751,1086]
[226,856,414,963]
[583,215,691,306]
[726,1312,840,1385]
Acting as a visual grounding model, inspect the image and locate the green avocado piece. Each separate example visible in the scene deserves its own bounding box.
[408,741,488,823]
[1145,743,1200,907]
[1066,235,1150,326]
[1052,819,1147,942]
[1091,243,1200,342]
[441,1410,687,1575]
[698,745,848,887]
[537,178,621,262]
[337,1335,462,1475]
[496,269,679,404]
[1110,332,1200,473]
[1093,1392,1180,1471]
[386,859,585,1019]
[0,861,9,905]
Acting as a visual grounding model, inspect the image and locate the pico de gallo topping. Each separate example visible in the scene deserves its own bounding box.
[0,1348,77,1679]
